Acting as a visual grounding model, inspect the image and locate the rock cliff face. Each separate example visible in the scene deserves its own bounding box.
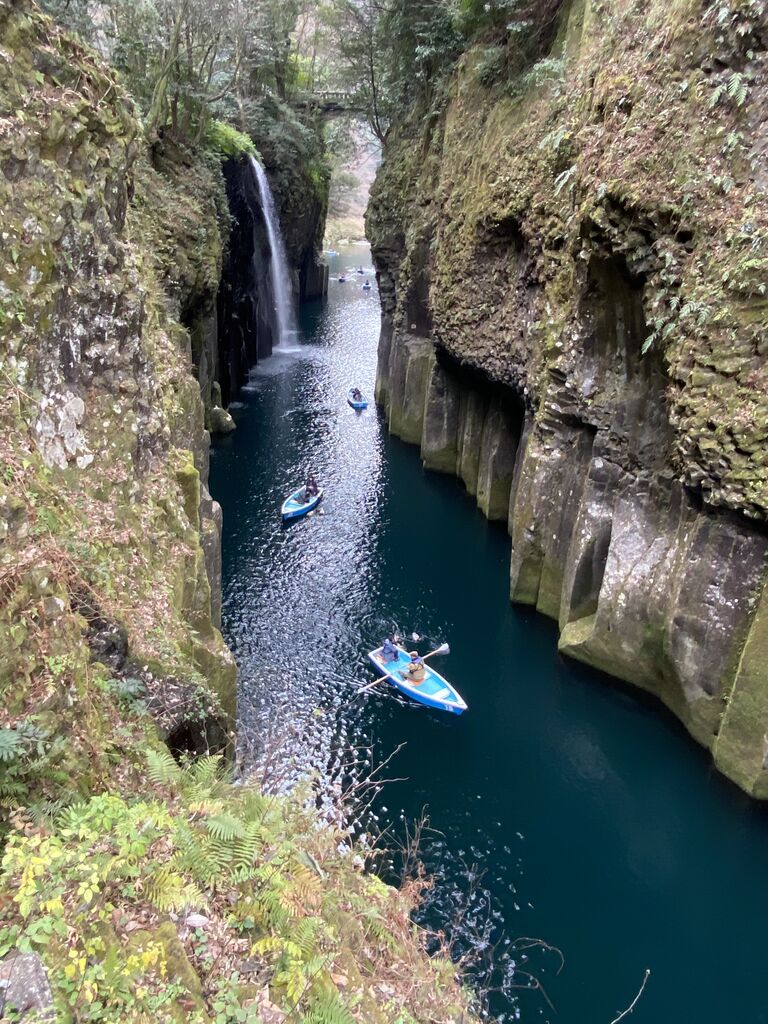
[368,0,768,796]
[216,159,277,403]
[252,108,331,304]
[0,0,235,796]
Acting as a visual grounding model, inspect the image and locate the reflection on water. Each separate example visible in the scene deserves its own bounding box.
[211,246,768,1024]
[214,273,385,807]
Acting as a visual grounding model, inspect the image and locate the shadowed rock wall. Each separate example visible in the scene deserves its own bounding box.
[369,0,768,796]
[377,324,768,796]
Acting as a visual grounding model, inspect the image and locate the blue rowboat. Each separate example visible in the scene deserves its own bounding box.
[362,282,372,291]
[367,645,467,715]
[347,390,368,410]
[281,487,323,522]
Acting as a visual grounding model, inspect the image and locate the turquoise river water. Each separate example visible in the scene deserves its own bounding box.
[210,246,768,1023]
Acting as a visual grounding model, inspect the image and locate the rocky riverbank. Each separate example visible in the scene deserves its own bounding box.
[368,0,768,797]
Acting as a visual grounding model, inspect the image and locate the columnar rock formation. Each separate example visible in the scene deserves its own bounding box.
[368,0,768,796]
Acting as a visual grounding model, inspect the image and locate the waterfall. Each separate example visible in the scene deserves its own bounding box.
[249,155,297,347]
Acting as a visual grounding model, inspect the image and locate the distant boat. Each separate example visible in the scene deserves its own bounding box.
[281,486,323,521]
[356,267,364,274]
[362,281,372,291]
[347,389,368,410]
[338,274,347,283]
[367,644,467,715]
[325,249,338,256]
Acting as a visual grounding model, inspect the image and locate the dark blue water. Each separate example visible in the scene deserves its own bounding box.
[211,247,768,1023]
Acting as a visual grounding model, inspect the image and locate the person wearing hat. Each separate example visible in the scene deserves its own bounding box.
[401,652,426,685]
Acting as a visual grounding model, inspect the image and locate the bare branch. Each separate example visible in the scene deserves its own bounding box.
[510,936,565,975]
[610,970,651,1024]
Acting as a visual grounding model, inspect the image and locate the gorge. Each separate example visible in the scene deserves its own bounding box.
[212,246,768,1023]
[2,0,768,1021]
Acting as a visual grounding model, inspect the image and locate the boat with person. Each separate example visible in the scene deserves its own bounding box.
[347,389,369,410]
[281,486,323,522]
[338,274,347,283]
[366,642,467,714]
[362,281,372,291]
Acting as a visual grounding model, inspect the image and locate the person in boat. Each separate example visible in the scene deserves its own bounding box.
[380,635,399,663]
[304,474,319,501]
[401,652,426,685]
[351,387,363,402]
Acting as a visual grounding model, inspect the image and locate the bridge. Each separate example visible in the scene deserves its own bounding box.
[291,90,366,115]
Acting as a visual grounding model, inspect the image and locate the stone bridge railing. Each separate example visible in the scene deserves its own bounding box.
[291,90,364,113]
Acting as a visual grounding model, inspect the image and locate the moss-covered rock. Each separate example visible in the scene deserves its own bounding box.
[0,6,478,1019]
[368,0,768,795]
[0,0,234,817]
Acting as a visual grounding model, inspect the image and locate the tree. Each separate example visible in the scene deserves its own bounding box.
[321,0,389,143]
[320,0,461,143]
[328,168,361,217]
[40,0,319,141]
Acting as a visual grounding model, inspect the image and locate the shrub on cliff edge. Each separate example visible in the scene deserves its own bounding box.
[205,119,259,162]
[0,753,473,1024]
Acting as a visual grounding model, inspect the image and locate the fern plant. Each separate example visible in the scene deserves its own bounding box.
[0,753,476,1022]
[710,71,750,108]
[0,729,21,762]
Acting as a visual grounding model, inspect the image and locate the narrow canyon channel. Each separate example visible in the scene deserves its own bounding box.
[210,247,768,1024]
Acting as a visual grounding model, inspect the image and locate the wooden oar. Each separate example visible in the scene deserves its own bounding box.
[357,643,450,695]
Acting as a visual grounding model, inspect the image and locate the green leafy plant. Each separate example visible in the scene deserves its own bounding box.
[476,44,506,86]
[0,721,72,830]
[0,729,22,764]
[0,754,474,1022]
[709,71,749,108]
[204,119,258,161]
[106,676,147,711]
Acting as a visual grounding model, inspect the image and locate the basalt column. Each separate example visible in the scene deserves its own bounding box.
[381,342,524,526]
[373,248,768,796]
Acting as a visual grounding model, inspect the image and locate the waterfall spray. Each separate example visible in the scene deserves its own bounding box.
[249,156,297,347]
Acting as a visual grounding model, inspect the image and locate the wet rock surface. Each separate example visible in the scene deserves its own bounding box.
[217,157,275,401]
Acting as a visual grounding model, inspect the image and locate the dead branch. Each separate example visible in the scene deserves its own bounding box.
[610,969,651,1024]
